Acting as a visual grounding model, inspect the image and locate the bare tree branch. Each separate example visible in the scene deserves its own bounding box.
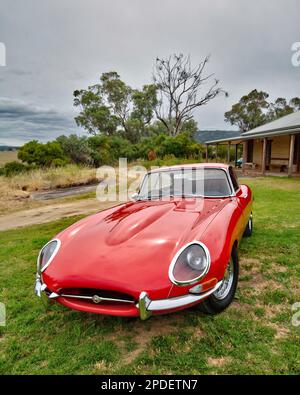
[153,54,227,136]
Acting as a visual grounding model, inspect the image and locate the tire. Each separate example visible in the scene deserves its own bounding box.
[243,213,253,238]
[198,246,239,315]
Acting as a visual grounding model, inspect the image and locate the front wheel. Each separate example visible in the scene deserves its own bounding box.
[198,247,239,315]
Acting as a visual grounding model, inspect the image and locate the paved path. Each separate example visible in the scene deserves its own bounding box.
[30,184,98,200]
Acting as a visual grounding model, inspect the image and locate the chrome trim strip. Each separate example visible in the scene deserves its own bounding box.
[138,281,222,319]
[35,276,135,304]
[168,241,211,286]
[49,292,60,299]
[35,277,135,307]
[137,167,235,199]
[60,293,135,304]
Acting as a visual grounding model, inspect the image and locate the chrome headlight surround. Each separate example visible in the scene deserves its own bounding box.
[37,239,61,274]
[168,241,211,286]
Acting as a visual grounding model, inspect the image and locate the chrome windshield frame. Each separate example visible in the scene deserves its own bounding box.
[137,167,236,200]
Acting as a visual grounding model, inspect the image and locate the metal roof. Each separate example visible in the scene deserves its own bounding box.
[206,111,300,144]
[194,130,240,143]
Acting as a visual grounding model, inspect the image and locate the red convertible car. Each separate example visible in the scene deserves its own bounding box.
[35,164,253,320]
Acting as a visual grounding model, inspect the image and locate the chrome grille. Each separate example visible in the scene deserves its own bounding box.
[59,288,136,305]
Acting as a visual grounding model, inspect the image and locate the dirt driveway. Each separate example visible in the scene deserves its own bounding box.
[0,198,117,231]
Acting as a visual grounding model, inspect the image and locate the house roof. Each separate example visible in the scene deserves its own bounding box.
[194,130,240,143]
[206,111,300,144]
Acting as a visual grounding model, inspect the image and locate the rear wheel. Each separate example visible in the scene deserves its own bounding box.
[198,246,239,315]
[243,213,253,237]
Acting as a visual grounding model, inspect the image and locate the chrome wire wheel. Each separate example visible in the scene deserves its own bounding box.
[213,258,234,300]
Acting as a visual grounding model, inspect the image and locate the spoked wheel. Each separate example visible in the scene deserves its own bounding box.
[243,213,253,237]
[213,258,234,301]
[198,246,239,315]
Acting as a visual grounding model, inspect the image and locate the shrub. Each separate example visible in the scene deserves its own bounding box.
[136,132,203,161]
[56,134,92,165]
[51,158,66,167]
[18,140,68,167]
[0,161,29,177]
[88,135,111,166]
[16,131,204,170]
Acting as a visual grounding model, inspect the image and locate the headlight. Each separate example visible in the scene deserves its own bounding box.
[37,239,61,273]
[168,241,210,286]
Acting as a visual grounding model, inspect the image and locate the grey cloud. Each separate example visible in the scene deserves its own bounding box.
[9,69,33,76]
[0,98,77,145]
[0,0,299,145]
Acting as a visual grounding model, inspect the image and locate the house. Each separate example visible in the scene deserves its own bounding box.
[204,111,300,177]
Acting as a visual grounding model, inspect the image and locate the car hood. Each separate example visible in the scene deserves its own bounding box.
[44,198,228,297]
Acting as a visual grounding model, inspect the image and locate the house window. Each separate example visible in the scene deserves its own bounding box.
[247,140,254,162]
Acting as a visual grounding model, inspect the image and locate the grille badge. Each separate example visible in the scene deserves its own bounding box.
[92,295,102,304]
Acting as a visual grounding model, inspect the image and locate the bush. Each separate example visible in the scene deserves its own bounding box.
[18,140,68,167]
[0,161,29,177]
[56,134,92,165]
[51,158,66,167]
[136,132,203,161]
[16,131,204,170]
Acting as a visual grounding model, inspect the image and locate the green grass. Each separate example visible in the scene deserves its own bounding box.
[0,177,300,374]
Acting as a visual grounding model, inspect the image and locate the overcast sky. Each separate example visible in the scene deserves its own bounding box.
[0,0,299,145]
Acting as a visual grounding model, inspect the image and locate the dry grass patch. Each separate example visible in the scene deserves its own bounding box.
[207,356,232,367]
[267,323,290,339]
[0,165,99,215]
[245,275,283,294]
[107,316,185,365]
[94,360,116,374]
[240,257,262,274]
[0,151,18,166]
[5,165,98,192]
[104,314,206,366]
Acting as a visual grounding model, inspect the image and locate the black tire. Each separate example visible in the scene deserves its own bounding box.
[243,213,253,238]
[198,246,239,315]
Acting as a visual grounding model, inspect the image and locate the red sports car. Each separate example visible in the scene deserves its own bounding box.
[35,164,253,319]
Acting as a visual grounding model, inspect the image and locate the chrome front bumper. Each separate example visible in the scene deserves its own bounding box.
[35,275,222,320]
[138,281,222,320]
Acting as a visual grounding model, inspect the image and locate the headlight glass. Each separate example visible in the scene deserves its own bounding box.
[169,242,210,285]
[37,239,60,273]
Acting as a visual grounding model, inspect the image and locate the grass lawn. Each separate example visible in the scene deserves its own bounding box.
[0,177,299,374]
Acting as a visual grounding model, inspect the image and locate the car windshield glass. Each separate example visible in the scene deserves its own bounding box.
[138,168,232,199]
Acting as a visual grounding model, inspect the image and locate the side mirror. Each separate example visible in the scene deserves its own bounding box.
[131,192,139,201]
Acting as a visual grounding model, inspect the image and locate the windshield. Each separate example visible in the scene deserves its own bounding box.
[138,168,232,199]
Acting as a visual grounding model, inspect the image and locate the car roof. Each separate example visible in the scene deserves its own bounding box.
[148,163,230,173]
